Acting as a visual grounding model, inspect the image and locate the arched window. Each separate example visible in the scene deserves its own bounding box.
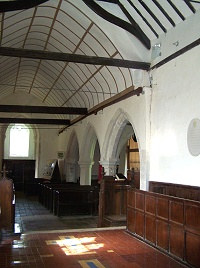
[9,124,30,157]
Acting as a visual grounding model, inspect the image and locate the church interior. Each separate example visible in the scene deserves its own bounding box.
[0,1,200,267]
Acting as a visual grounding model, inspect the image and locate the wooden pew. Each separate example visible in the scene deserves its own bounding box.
[53,186,99,217]
[38,181,69,205]
[44,183,80,212]
[24,177,44,196]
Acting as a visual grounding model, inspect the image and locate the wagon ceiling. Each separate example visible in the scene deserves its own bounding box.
[0,0,199,130]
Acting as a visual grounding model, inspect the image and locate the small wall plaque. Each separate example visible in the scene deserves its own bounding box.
[187,118,200,156]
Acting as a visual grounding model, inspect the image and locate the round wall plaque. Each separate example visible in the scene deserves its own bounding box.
[187,118,200,156]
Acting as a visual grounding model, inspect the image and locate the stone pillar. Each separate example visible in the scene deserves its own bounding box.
[65,161,77,183]
[78,160,94,185]
[99,159,119,177]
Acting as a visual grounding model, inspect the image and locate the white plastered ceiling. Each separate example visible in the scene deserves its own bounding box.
[0,0,199,123]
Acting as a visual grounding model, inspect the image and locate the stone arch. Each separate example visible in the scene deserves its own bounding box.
[79,123,100,185]
[79,123,99,162]
[102,108,138,160]
[65,130,79,162]
[65,130,79,182]
[101,108,139,176]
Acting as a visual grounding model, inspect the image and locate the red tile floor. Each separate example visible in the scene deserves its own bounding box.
[0,229,189,268]
[0,193,189,268]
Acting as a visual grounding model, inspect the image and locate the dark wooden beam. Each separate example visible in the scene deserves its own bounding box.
[59,86,143,134]
[97,0,119,3]
[0,118,70,125]
[0,105,87,115]
[0,47,150,70]
[82,0,151,49]
[0,0,48,12]
[184,0,196,13]
[151,37,200,70]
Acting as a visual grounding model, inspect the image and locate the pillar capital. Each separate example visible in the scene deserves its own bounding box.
[78,160,94,167]
[99,159,119,176]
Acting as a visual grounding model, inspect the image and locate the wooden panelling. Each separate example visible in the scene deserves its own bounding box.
[185,232,200,267]
[127,188,200,268]
[157,197,168,220]
[98,176,129,227]
[157,220,169,250]
[135,191,144,211]
[127,208,135,233]
[145,215,156,244]
[135,211,145,238]
[149,181,200,202]
[127,188,135,208]
[2,159,35,191]
[169,225,184,259]
[185,202,200,233]
[170,200,184,225]
[145,195,156,215]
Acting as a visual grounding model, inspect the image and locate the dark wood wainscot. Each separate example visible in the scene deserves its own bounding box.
[2,159,35,192]
[25,159,61,196]
[149,181,200,202]
[98,176,129,227]
[0,167,15,232]
[127,188,200,268]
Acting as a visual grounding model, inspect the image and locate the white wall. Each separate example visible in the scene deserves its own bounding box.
[150,46,200,186]
[0,91,59,178]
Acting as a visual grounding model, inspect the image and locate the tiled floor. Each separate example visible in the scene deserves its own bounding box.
[0,192,189,268]
[15,192,98,233]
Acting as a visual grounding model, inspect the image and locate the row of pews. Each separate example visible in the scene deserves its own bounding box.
[38,181,100,217]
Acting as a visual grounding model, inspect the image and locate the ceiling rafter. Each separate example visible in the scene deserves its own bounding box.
[189,0,200,3]
[0,118,70,125]
[82,0,151,49]
[0,0,48,12]
[127,0,159,38]
[117,1,153,46]
[151,0,175,26]
[14,7,38,94]
[167,0,185,21]
[184,0,196,12]
[43,22,94,103]
[28,0,63,102]
[61,51,119,107]
[137,0,167,33]
[0,105,87,115]
[0,47,150,69]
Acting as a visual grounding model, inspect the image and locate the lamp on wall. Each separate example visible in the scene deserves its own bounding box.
[151,43,161,60]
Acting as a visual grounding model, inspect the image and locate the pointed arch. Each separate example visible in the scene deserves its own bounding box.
[79,122,101,185]
[65,130,80,182]
[79,122,100,162]
[65,130,79,162]
[102,108,138,161]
